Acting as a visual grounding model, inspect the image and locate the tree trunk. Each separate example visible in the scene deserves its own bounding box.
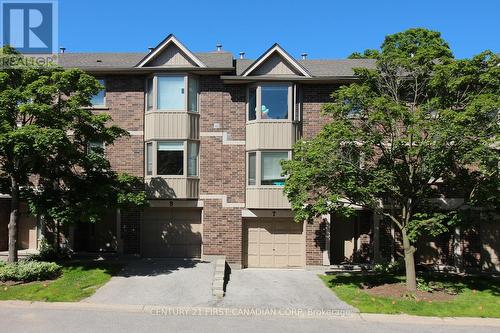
[7,178,20,263]
[402,230,417,292]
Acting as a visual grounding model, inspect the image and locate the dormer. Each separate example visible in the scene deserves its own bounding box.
[136,34,206,68]
[241,44,311,77]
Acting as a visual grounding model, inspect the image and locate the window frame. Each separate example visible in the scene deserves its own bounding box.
[246,150,291,187]
[145,74,199,113]
[90,78,106,108]
[145,140,200,178]
[246,82,294,123]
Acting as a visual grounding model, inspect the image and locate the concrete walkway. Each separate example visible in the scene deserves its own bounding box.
[84,258,215,306]
[218,269,356,311]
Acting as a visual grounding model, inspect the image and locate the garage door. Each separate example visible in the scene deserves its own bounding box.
[245,218,304,268]
[141,208,202,258]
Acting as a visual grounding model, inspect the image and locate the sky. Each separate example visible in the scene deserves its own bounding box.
[58,0,499,59]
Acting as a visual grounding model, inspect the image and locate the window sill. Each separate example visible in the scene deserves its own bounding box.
[84,106,109,110]
[246,119,292,124]
[145,110,199,115]
[145,175,200,179]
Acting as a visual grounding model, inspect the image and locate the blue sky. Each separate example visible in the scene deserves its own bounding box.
[59,0,499,59]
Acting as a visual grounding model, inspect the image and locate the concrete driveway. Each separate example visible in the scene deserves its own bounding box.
[218,269,355,311]
[84,259,214,306]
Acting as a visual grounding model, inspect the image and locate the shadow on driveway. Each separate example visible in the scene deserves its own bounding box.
[84,258,215,306]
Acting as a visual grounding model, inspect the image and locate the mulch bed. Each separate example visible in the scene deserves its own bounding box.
[363,282,456,301]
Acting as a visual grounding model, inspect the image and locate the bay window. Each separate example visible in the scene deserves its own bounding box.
[261,152,288,185]
[157,141,184,175]
[187,142,199,176]
[247,83,293,121]
[247,151,290,186]
[145,75,199,112]
[145,141,200,177]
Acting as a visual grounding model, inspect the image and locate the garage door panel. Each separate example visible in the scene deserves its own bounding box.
[142,208,201,258]
[245,218,304,268]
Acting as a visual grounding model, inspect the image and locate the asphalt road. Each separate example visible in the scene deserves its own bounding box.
[1,305,499,333]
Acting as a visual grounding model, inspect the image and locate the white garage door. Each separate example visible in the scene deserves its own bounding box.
[245,218,305,268]
[141,208,202,258]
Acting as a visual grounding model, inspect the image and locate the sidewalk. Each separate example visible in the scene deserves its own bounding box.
[1,300,499,327]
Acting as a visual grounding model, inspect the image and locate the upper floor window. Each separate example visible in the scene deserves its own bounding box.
[87,141,105,155]
[145,140,199,177]
[146,75,199,112]
[247,151,290,187]
[90,79,106,107]
[247,83,292,121]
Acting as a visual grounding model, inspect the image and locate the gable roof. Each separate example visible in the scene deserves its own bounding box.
[240,44,311,77]
[136,34,206,68]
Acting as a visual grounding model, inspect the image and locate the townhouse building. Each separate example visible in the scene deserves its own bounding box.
[0,35,498,271]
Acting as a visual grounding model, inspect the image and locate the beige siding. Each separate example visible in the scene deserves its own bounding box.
[246,122,296,150]
[148,44,196,67]
[146,177,199,199]
[246,187,290,209]
[145,112,199,140]
[253,53,301,76]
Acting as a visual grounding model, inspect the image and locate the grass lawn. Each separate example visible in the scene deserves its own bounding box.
[0,261,123,302]
[320,273,500,318]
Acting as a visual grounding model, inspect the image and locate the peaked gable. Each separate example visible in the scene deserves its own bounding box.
[241,44,311,77]
[136,34,206,68]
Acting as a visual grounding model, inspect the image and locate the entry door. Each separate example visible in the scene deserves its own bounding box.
[245,219,304,268]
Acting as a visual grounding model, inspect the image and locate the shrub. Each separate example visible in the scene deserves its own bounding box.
[0,260,62,282]
[373,259,405,274]
[28,239,72,262]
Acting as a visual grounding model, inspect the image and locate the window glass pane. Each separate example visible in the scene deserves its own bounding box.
[261,152,288,185]
[248,87,256,121]
[157,141,183,175]
[260,85,288,120]
[157,76,185,110]
[146,78,153,111]
[146,143,153,175]
[248,152,256,185]
[188,77,199,112]
[188,142,199,176]
[91,79,105,106]
[88,141,104,155]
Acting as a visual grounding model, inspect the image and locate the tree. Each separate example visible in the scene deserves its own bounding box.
[0,47,147,262]
[282,28,499,292]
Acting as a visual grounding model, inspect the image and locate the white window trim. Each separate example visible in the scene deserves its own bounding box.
[89,78,107,109]
[246,82,294,123]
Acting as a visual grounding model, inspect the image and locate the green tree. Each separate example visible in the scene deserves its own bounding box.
[282,28,499,292]
[0,47,147,262]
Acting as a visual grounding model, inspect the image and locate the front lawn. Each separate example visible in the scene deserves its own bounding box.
[0,261,123,302]
[320,273,500,318]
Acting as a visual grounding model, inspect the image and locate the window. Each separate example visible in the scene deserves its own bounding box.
[146,78,154,111]
[146,142,153,175]
[261,152,288,186]
[188,77,199,112]
[187,142,199,176]
[157,76,185,110]
[87,141,105,155]
[247,84,292,121]
[91,79,106,107]
[260,85,288,120]
[248,87,257,121]
[248,152,256,185]
[157,141,184,175]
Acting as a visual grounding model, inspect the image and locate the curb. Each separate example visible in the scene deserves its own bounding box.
[211,256,226,299]
[0,301,499,326]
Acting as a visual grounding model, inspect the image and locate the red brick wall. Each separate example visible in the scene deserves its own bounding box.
[100,75,145,252]
[199,76,246,266]
[306,217,327,265]
[301,84,338,139]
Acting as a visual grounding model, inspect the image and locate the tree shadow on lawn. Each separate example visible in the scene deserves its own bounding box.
[325,272,500,296]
